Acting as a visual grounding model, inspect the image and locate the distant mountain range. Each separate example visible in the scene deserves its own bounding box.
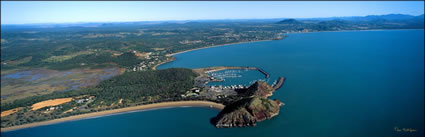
[276,19,301,24]
[1,14,424,29]
[275,14,423,31]
[298,14,424,22]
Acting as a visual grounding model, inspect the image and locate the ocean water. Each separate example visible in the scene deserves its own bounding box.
[3,30,424,137]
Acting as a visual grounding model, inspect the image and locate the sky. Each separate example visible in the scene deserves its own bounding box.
[1,1,424,24]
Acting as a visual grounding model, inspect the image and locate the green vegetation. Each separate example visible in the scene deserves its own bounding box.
[42,51,93,63]
[2,14,423,72]
[46,52,140,70]
[1,68,199,128]
[1,14,424,128]
[1,22,284,72]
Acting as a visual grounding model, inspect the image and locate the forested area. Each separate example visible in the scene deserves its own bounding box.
[1,68,197,111]
[0,22,283,71]
[1,68,199,127]
[2,15,423,71]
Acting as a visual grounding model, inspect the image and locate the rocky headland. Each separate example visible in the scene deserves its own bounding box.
[211,81,284,128]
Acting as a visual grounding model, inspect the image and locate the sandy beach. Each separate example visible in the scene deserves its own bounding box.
[1,101,224,132]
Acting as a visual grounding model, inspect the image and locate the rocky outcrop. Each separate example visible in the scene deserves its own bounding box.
[211,97,283,128]
[211,80,285,128]
[243,81,275,97]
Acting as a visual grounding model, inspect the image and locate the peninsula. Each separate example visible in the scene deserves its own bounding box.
[211,81,284,128]
[1,65,286,131]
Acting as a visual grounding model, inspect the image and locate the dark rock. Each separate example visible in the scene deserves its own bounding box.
[211,80,284,128]
[242,81,275,97]
[211,97,283,128]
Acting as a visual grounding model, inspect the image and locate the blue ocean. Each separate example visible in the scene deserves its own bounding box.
[3,30,424,137]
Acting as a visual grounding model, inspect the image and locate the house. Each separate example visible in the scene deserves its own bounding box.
[190,88,200,93]
[76,99,85,103]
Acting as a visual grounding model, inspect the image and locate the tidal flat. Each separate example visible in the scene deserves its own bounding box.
[1,68,124,103]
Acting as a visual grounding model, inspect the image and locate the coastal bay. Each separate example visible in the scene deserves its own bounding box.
[156,30,425,137]
[152,40,275,70]
[1,1,424,136]
[1,101,224,132]
[3,30,424,137]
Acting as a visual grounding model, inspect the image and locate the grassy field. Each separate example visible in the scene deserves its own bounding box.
[42,51,93,63]
[5,56,32,66]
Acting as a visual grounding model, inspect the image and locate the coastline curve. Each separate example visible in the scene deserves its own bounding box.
[1,101,224,132]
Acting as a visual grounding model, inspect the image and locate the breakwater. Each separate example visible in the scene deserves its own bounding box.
[256,68,270,79]
[272,77,285,90]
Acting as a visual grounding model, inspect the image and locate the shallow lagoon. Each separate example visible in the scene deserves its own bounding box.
[3,30,424,137]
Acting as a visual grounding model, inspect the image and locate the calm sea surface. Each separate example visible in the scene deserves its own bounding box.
[3,30,424,137]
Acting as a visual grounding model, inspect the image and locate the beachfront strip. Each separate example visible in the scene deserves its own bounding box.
[1,101,224,132]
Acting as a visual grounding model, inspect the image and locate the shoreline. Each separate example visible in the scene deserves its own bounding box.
[153,28,424,70]
[285,28,424,35]
[167,29,423,57]
[152,39,274,70]
[3,28,422,132]
[167,40,273,57]
[152,57,176,70]
[1,101,224,132]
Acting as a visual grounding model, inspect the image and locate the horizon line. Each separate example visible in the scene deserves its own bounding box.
[1,13,424,25]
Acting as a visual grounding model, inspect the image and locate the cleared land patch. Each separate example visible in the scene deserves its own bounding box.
[31,98,73,111]
[1,107,22,117]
